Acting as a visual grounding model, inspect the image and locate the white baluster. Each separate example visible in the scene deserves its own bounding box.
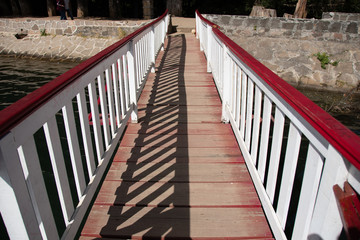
[127,40,138,123]
[76,90,96,177]
[44,117,74,225]
[292,143,323,240]
[258,96,272,183]
[62,102,86,199]
[277,122,302,228]
[266,107,285,203]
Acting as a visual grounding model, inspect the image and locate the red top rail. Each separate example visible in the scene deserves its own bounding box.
[196,10,360,170]
[0,10,168,138]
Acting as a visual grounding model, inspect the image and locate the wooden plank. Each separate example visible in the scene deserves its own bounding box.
[95,181,261,207]
[114,147,244,163]
[125,123,233,135]
[120,134,239,148]
[82,205,273,239]
[105,162,252,183]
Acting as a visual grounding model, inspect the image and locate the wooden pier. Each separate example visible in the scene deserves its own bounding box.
[80,33,273,239]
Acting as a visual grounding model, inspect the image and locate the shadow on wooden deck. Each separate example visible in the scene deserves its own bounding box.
[99,34,191,238]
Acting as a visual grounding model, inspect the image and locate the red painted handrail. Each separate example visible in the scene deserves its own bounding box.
[0,10,168,138]
[196,10,360,170]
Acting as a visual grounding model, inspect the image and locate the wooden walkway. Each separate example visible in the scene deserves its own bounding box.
[80,33,273,239]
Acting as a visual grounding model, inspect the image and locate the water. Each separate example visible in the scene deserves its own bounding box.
[297,87,360,136]
[0,56,79,111]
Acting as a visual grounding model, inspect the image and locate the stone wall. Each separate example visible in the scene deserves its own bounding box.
[204,12,359,43]
[0,18,149,61]
[204,13,360,91]
[0,18,149,38]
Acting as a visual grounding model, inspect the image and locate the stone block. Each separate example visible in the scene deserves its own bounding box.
[315,21,330,32]
[346,22,358,34]
[232,18,244,26]
[282,22,295,30]
[270,18,281,29]
[221,16,231,24]
[328,22,341,32]
[337,61,354,74]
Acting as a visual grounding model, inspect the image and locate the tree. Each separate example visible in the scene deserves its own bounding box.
[143,0,154,19]
[167,0,182,16]
[109,0,122,19]
[294,0,307,18]
[9,0,21,16]
[47,0,56,16]
[77,0,88,17]
[17,0,32,16]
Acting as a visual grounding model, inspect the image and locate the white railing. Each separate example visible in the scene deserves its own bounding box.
[196,10,360,240]
[0,11,168,240]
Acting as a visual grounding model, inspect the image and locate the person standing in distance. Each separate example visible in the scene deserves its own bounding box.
[57,0,66,20]
[65,0,74,20]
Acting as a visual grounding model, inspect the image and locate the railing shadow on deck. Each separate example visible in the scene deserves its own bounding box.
[99,34,192,239]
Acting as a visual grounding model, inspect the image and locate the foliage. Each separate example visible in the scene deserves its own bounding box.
[40,29,48,36]
[314,52,339,69]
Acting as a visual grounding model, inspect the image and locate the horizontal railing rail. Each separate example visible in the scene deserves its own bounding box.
[0,10,168,239]
[196,10,360,240]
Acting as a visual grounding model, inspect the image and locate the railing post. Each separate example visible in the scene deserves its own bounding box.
[206,24,212,73]
[196,14,199,39]
[150,25,155,73]
[308,145,349,239]
[221,45,231,123]
[127,40,138,123]
[161,15,167,51]
[199,22,204,52]
[0,133,42,239]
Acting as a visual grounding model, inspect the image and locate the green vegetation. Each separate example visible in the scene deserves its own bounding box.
[314,52,339,69]
[40,29,48,36]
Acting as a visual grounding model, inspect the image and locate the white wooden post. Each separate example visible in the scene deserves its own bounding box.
[127,40,138,123]
[221,45,231,123]
[0,133,41,239]
[196,14,199,39]
[206,25,212,72]
[308,145,348,239]
[199,22,204,52]
[150,25,156,73]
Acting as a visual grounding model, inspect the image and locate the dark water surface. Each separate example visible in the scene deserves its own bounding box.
[0,56,79,111]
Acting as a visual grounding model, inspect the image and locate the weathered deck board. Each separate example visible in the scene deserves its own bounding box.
[80,33,273,239]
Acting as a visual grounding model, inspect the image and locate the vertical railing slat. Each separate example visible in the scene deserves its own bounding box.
[112,62,121,128]
[117,58,126,119]
[250,86,262,164]
[88,81,104,162]
[240,71,247,139]
[18,139,59,239]
[266,107,285,203]
[43,116,74,224]
[292,144,323,239]
[76,90,96,178]
[105,68,116,137]
[235,67,241,127]
[276,122,302,228]
[98,74,111,147]
[245,78,254,150]
[258,95,272,183]
[122,55,130,111]
[62,102,86,200]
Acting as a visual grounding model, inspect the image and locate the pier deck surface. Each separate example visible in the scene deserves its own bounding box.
[80,32,273,239]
